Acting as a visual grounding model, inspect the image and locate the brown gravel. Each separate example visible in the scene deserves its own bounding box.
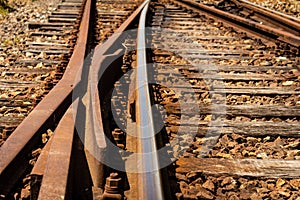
[150,1,300,199]
[176,173,300,200]
[0,0,64,145]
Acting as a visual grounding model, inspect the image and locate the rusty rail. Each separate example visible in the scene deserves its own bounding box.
[36,101,78,200]
[0,0,91,196]
[84,0,150,190]
[236,0,300,24]
[1,0,165,197]
[174,0,300,47]
[232,0,300,36]
[26,1,149,198]
[82,0,165,198]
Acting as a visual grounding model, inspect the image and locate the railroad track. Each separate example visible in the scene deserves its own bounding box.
[0,0,299,199]
[148,0,300,199]
[244,0,300,18]
[0,0,84,146]
[215,0,300,39]
[178,0,300,46]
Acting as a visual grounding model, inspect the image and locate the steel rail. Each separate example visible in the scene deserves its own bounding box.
[84,0,150,189]
[136,1,164,199]
[174,0,300,47]
[237,0,300,24]
[0,0,91,196]
[0,0,152,197]
[232,0,300,35]
[0,0,159,197]
[37,100,78,200]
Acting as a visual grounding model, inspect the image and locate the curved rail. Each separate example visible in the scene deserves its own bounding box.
[0,0,91,196]
[35,101,79,200]
[86,0,164,197]
[136,1,164,199]
[1,0,155,197]
[85,0,150,189]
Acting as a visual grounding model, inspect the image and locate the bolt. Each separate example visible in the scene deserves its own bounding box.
[102,173,124,200]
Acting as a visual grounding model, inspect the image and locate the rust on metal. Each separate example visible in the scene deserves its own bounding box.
[102,173,124,200]
[37,101,78,200]
[30,137,53,200]
[233,0,300,36]
[235,0,300,26]
[175,0,300,47]
[83,0,150,189]
[0,0,91,196]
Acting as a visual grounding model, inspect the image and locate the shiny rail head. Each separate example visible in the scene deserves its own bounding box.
[72,24,227,173]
